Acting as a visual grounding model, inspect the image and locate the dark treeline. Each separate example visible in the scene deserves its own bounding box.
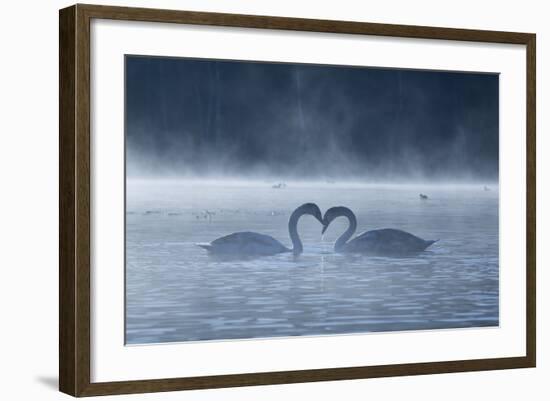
[126,56,498,181]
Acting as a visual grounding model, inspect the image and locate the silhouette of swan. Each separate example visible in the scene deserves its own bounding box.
[197,203,323,256]
[322,206,437,255]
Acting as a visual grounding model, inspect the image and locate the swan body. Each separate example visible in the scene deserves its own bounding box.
[197,232,289,256]
[197,203,323,256]
[322,206,437,255]
[342,228,437,255]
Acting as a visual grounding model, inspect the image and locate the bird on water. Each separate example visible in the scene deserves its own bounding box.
[322,206,437,255]
[197,203,323,256]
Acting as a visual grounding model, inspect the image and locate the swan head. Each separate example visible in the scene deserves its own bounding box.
[297,203,323,224]
[321,206,352,234]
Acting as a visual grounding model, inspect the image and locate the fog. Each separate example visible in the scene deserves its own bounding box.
[125,56,499,183]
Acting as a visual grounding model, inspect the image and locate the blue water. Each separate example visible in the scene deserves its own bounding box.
[125,180,499,344]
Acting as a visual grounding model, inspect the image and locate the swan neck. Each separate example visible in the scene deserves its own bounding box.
[288,208,305,254]
[335,209,357,251]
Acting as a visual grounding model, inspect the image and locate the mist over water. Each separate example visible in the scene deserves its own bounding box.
[126,56,498,182]
[125,56,499,344]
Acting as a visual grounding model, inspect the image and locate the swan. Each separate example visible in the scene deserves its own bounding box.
[322,206,437,255]
[197,203,323,256]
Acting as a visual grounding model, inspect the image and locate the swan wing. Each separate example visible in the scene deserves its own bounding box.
[347,228,436,254]
[205,231,289,255]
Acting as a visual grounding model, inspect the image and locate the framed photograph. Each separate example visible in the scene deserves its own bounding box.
[59,4,536,397]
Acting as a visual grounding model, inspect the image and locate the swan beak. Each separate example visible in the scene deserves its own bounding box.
[321,224,328,235]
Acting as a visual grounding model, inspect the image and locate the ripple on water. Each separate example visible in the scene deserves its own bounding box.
[125,182,499,344]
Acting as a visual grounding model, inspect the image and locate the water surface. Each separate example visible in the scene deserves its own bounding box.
[125,180,499,344]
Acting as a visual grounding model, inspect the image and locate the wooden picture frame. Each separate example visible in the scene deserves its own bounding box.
[59,3,536,397]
